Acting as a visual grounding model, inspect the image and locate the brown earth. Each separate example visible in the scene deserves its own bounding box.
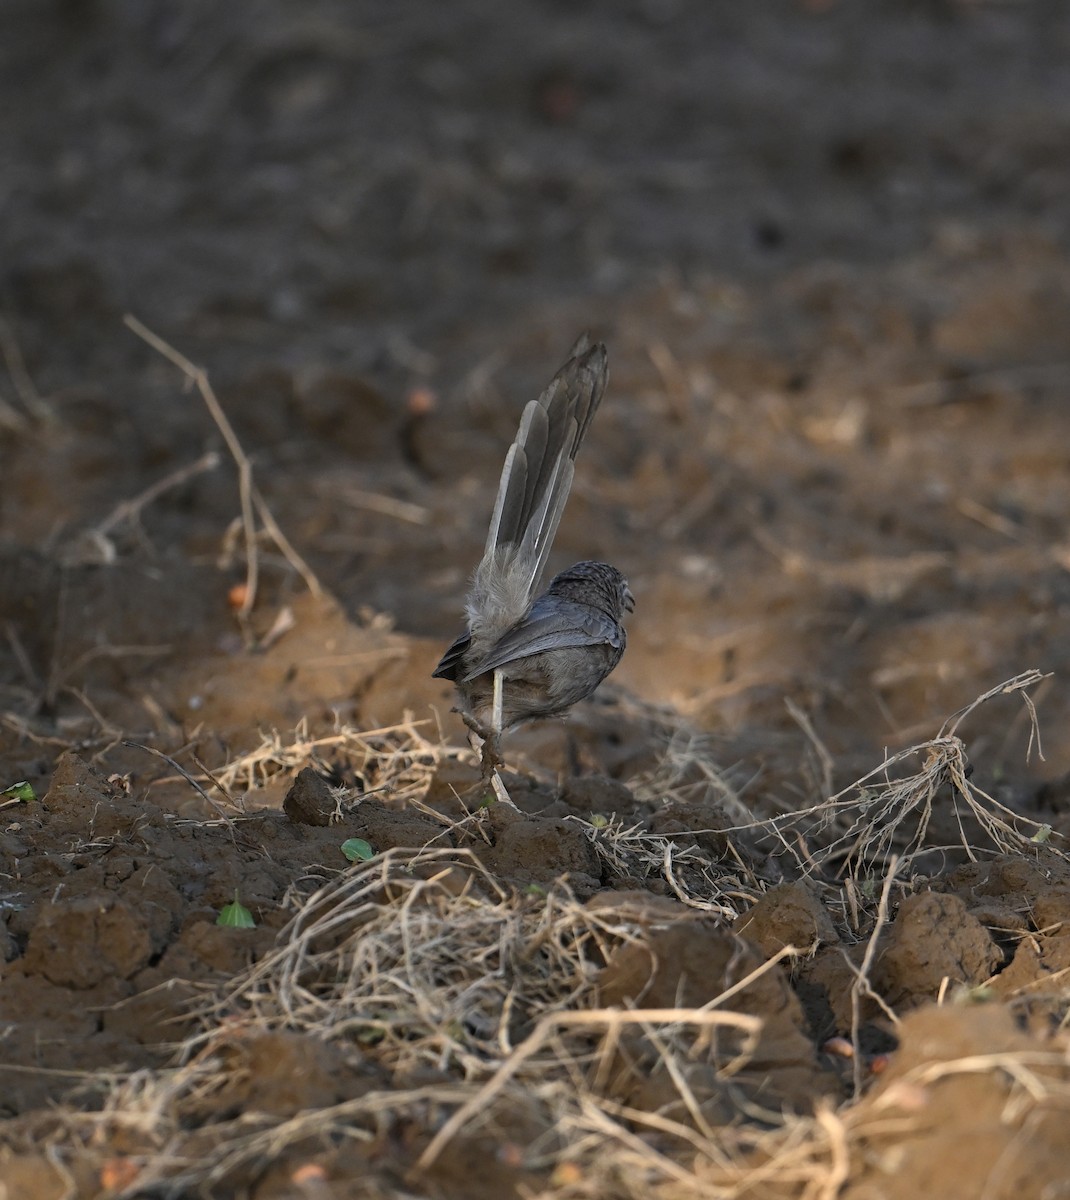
[3,2,1070,1197]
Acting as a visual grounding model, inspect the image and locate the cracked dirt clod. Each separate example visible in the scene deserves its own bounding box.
[874,891,1003,1009]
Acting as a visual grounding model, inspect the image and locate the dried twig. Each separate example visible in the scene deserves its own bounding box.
[123,315,325,627]
[0,315,52,422]
[742,671,1059,879]
[123,739,235,820]
[87,450,221,547]
[848,856,900,1098]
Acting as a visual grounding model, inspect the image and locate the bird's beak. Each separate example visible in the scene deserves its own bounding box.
[623,583,635,614]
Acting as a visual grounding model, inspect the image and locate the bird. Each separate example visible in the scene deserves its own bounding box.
[432,335,633,775]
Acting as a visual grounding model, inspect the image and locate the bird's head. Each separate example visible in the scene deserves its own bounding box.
[550,560,633,620]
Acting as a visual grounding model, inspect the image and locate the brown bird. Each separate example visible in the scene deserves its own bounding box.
[433,337,633,772]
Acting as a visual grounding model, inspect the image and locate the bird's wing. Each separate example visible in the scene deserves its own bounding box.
[459,597,623,681]
[431,629,471,680]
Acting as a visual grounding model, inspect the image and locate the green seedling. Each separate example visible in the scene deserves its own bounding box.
[1,782,35,804]
[217,892,256,928]
[341,837,375,863]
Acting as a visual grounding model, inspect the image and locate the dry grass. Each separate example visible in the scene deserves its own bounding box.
[123,315,324,635]
[0,848,772,1196]
[8,840,1069,1199]
[628,725,758,829]
[570,813,756,918]
[202,848,608,1069]
[157,714,474,815]
[752,671,1062,881]
[3,674,1068,1197]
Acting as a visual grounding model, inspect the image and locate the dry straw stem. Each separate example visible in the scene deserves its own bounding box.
[848,856,901,1099]
[195,714,469,809]
[619,720,766,903]
[123,738,233,820]
[0,314,53,424]
[182,848,776,1183]
[204,848,620,1067]
[419,947,802,1173]
[570,813,756,918]
[663,1045,1070,1200]
[123,314,324,626]
[630,725,759,830]
[753,670,1058,879]
[67,1055,860,1200]
[417,1007,762,1172]
[60,451,222,567]
[147,714,467,813]
[8,1059,470,1198]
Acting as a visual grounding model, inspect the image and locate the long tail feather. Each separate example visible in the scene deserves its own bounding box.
[462,337,609,659]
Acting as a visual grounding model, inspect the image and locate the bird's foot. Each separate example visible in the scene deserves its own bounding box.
[480,735,504,780]
[457,710,504,780]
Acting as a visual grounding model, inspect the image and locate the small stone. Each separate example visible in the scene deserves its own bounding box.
[283,767,337,827]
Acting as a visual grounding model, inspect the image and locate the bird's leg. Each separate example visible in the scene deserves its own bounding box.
[455,671,508,781]
[492,668,504,734]
[480,733,504,780]
[480,668,506,779]
[458,707,503,780]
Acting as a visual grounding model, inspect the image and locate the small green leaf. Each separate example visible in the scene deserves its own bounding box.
[341,837,375,862]
[1,781,35,803]
[217,891,256,928]
[526,883,547,897]
[1031,824,1053,844]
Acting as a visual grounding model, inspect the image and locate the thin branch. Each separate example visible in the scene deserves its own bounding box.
[0,315,52,421]
[92,451,221,539]
[123,315,325,624]
[850,856,899,1098]
[123,739,234,821]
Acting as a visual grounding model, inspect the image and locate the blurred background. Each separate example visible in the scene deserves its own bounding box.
[3,0,1070,793]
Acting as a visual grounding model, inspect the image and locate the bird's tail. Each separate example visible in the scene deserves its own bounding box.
[464,335,608,643]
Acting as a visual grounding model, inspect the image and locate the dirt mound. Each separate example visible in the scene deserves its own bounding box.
[2,707,1069,1197]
